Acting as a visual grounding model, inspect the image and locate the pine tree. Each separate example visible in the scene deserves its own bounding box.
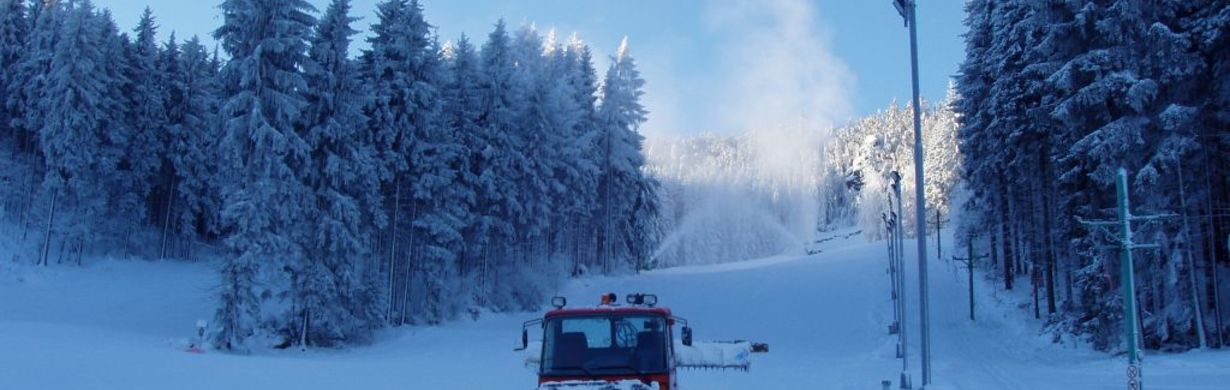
[952,0,1230,351]
[0,0,27,145]
[471,19,530,307]
[211,0,316,350]
[119,7,169,236]
[403,35,468,325]
[360,0,463,325]
[596,38,660,273]
[10,0,62,160]
[37,1,121,252]
[442,33,484,311]
[511,25,562,260]
[562,35,602,273]
[293,0,381,346]
[0,0,33,226]
[167,36,222,240]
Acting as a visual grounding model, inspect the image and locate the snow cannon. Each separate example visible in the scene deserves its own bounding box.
[518,293,768,390]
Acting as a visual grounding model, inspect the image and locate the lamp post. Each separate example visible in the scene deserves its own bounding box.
[892,0,932,386]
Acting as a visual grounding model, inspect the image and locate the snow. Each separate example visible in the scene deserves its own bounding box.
[2,229,1229,389]
[674,341,752,370]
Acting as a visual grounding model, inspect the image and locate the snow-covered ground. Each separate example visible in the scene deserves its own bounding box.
[1,232,1227,390]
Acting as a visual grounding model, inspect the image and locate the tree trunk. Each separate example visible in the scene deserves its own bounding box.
[39,190,58,267]
[1176,161,1207,348]
[387,174,402,323]
[1041,151,1057,315]
[76,237,85,266]
[20,169,34,241]
[1033,265,1041,319]
[123,227,132,260]
[160,176,177,261]
[399,199,420,326]
[990,227,999,271]
[1202,164,1224,347]
[1216,234,1226,347]
[999,186,1014,290]
[299,308,310,351]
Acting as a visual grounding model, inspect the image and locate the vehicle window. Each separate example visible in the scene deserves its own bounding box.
[541,315,670,376]
[562,317,613,348]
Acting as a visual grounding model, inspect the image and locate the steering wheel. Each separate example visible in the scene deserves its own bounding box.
[615,319,639,347]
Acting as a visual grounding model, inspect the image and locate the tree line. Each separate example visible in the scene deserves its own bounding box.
[954,0,1229,351]
[0,0,661,350]
[821,94,962,241]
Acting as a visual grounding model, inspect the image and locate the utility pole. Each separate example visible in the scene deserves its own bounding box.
[930,210,949,262]
[1115,169,1143,390]
[952,238,988,321]
[892,0,931,385]
[1077,168,1178,390]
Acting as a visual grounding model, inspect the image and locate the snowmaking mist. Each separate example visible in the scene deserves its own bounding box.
[645,0,853,267]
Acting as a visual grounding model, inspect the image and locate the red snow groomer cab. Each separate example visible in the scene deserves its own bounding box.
[518,293,767,390]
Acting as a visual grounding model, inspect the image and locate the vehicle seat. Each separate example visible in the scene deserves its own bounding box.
[555,332,588,367]
[635,331,665,371]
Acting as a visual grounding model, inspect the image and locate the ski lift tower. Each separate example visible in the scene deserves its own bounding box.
[1077,168,1180,390]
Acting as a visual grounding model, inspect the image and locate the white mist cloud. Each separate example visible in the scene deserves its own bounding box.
[647,0,855,265]
[702,0,854,190]
[705,0,854,133]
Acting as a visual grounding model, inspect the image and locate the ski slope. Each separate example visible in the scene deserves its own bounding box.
[1,233,1227,390]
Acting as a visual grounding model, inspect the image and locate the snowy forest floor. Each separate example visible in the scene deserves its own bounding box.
[1,230,1228,390]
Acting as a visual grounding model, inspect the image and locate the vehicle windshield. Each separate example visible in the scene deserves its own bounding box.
[541,314,669,376]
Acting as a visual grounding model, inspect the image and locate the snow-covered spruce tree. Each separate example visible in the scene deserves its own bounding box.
[166,36,223,245]
[952,0,1230,351]
[291,0,381,346]
[0,0,33,224]
[509,25,556,264]
[360,0,413,324]
[35,1,124,265]
[0,0,26,147]
[923,88,961,226]
[360,0,463,325]
[1191,0,1230,350]
[117,7,169,247]
[953,0,994,241]
[470,19,530,309]
[596,38,660,273]
[211,0,315,351]
[157,33,185,257]
[7,0,63,240]
[542,31,600,272]
[1045,0,1204,350]
[405,36,469,325]
[562,34,602,274]
[9,0,59,157]
[440,34,484,315]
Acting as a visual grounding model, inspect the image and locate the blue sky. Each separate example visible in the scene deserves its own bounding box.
[98,0,965,135]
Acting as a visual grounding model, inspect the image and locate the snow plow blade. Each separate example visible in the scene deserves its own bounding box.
[675,340,768,371]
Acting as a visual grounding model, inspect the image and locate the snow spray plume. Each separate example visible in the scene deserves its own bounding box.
[647,0,853,266]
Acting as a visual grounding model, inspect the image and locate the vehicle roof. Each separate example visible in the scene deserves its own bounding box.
[545,306,673,318]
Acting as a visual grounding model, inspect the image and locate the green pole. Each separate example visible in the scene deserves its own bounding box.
[1116,169,1142,389]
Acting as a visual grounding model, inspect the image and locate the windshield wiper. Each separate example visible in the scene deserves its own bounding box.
[549,365,595,376]
[589,364,646,376]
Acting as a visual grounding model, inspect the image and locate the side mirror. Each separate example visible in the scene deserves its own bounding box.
[682,326,693,346]
[517,319,542,351]
[520,328,529,351]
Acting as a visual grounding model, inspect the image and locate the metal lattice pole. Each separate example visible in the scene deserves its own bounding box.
[1116,169,1143,390]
